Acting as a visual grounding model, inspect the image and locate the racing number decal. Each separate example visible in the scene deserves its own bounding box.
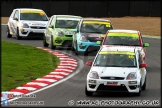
[128,55,134,59]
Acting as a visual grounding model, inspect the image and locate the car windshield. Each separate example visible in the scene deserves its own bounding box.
[55,19,79,29]
[93,52,137,67]
[80,20,113,34]
[20,11,48,21]
[103,33,140,46]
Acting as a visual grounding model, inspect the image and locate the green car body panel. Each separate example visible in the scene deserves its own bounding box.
[44,15,82,47]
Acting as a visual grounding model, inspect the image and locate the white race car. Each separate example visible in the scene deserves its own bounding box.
[85,46,147,96]
[7,8,49,40]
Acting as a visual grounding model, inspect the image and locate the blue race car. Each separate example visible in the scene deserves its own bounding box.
[72,18,113,55]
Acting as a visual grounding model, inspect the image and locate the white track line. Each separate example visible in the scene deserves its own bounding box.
[50,72,70,75]
[44,75,64,78]
[35,78,57,82]
[15,87,36,91]
[26,82,48,86]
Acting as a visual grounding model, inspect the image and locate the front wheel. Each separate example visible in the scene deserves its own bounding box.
[7,26,12,38]
[43,35,49,47]
[74,41,78,55]
[71,41,75,51]
[85,85,93,96]
[16,28,22,40]
[133,82,142,96]
[51,36,56,49]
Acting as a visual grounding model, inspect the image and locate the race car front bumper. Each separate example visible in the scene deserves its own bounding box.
[77,40,100,52]
[53,35,73,47]
[87,78,141,93]
[18,27,45,37]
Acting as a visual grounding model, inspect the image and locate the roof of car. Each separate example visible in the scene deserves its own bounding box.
[15,8,43,11]
[54,15,82,18]
[82,18,110,22]
[108,29,139,34]
[100,45,138,53]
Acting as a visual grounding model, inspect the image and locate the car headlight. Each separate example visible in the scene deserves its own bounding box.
[56,31,64,36]
[22,23,29,28]
[89,71,99,79]
[126,72,137,80]
[80,36,88,42]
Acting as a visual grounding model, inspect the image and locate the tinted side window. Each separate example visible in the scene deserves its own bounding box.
[47,16,53,26]
[50,17,55,25]
[10,10,16,18]
[138,52,142,66]
[13,10,19,19]
[140,34,144,45]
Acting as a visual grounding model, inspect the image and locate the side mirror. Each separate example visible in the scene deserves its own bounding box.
[96,41,101,45]
[86,61,92,66]
[140,63,147,68]
[48,25,54,28]
[73,29,78,33]
[143,43,149,47]
[13,17,18,21]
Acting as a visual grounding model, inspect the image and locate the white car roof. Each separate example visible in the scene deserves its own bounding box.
[101,45,138,53]
[15,8,44,11]
[54,15,82,18]
[108,29,139,34]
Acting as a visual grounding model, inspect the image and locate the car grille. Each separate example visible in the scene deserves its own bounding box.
[88,37,103,42]
[97,84,128,92]
[65,35,73,37]
[28,32,44,37]
[100,77,125,80]
[62,40,72,47]
[30,26,46,29]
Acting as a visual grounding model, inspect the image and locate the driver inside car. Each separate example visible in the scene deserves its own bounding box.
[120,55,135,66]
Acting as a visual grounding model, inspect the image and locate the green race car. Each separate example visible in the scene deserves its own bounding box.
[43,15,82,49]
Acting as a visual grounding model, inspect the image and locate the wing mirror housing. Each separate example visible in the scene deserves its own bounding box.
[140,63,147,68]
[86,61,92,66]
[143,43,149,47]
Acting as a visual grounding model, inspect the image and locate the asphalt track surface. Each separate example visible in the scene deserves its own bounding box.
[1,25,161,107]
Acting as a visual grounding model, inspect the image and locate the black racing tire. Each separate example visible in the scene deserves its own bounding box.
[74,41,78,55]
[16,28,22,40]
[43,35,49,47]
[133,82,142,96]
[142,77,146,90]
[71,41,75,51]
[85,85,93,96]
[7,26,12,38]
[51,36,56,49]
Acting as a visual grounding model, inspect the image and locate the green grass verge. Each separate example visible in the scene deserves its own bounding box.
[1,41,60,91]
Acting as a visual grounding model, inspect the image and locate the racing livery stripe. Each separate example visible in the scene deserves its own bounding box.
[1,47,78,101]
[83,21,110,25]
[9,22,16,34]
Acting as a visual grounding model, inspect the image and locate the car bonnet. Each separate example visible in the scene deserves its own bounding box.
[89,67,138,78]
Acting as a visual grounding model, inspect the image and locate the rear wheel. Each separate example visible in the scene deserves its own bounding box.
[51,36,56,49]
[43,35,49,47]
[16,28,22,40]
[85,85,93,96]
[7,26,12,38]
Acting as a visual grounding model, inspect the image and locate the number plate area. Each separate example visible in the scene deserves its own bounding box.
[104,81,120,86]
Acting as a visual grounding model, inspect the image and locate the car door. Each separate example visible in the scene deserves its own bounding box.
[45,16,54,44]
[9,10,17,35]
[138,51,145,85]
[12,10,19,35]
[73,21,81,49]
